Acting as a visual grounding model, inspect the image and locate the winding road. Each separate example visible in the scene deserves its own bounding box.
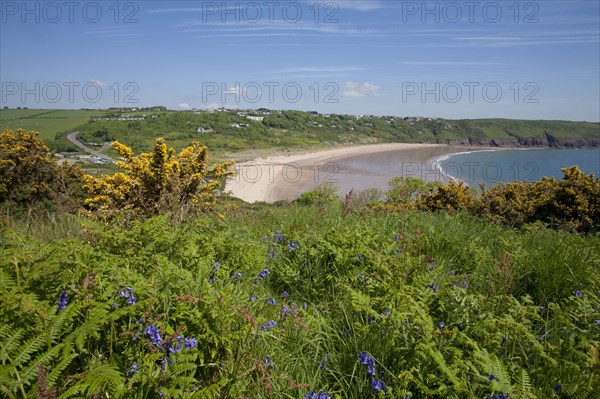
[67,131,116,162]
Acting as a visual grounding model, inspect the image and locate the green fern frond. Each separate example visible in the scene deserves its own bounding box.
[17,343,62,390]
[0,269,17,293]
[57,364,124,399]
[46,353,77,387]
[10,335,45,369]
[188,378,228,399]
[46,304,76,345]
[64,306,109,351]
[0,328,24,365]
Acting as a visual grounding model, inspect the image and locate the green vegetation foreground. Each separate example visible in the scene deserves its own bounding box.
[1,202,599,398]
[1,129,599,398]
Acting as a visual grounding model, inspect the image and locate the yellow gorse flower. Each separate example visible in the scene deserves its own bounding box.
[83,138,234,217]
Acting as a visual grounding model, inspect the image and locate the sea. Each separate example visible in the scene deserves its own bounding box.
[323,147,599,196]
[433,148,600,187]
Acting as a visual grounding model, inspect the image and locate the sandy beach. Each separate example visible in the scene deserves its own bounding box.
[225,143,479,203]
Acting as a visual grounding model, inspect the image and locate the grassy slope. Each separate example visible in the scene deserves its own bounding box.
[1,201,598,397]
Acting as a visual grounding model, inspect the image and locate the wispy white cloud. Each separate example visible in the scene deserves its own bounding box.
[186,22,380,37]
[325,0,387,11]
[342,81,382,98]
[178,103,192,110]
[277,66,364,74]
[399,61,509,66]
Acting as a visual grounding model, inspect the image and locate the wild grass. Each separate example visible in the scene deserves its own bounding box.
[1,200,598,398]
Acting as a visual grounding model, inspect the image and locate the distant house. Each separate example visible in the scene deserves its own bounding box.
[229,123,240,128]
[246,115,264,122]
[197,127,207,133]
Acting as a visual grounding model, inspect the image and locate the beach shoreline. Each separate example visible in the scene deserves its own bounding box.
[225,143,489,203]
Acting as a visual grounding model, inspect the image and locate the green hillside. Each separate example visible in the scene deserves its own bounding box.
[2,108,598,158]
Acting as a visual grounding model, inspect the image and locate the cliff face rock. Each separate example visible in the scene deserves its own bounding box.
[516,137,550,147]
[436,136,599,149]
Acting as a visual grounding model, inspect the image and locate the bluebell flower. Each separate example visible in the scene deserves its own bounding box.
[126,287,136,305]
[394,249,402,255]
[169,339,183,354]
[595,320,600,325]
[384,309,391,316]
[57,289,68,312]
[268,251,277,259]
[265,355,276,369]
[371,378,386,394]
[287,241,300,252]
[114,287,136,307]
[125,364,139,378]
[274,231,284,242]
[282,291,289,297]
[302,303,308,310]
[554,384,561,391]
[357,254,364,261]
[343,325,351,335]
[184,337,198,349]
[316,355,328,370]
[260,320,277,331]
[144,324,162,346]
[234,272,242,279]
[393,233,399,241]
[488,372,495,381]
[573,290,583,297]
[250,294,259,301]
[267,297,276,305]
[255,269,270,284]
[425,283,438,292]
[358,352,376,375]
[209,262,220,283]
[304,392,331,399]
[439,321,445,329]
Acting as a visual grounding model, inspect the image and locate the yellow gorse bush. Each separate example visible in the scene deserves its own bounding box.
[83,138,234,217]
[417,179,474,212]
[0,129,84,208]
[416,166,599,232]
[0,129,57,203]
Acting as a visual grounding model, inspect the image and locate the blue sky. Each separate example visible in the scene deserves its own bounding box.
[1,0,599,121]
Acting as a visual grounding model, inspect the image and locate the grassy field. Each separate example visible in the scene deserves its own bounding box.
[0,109,106,144]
